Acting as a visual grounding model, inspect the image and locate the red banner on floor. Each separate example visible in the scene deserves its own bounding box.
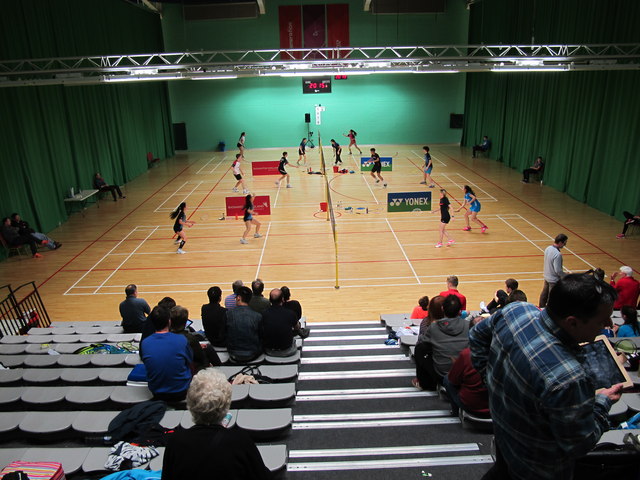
[278,5,302,60]
[225,195,271,218]
[251,161,281,176]
[327,4,349,58]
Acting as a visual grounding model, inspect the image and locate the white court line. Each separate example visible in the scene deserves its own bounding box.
[360,173,380,204]
[195,155,216,174]
[515,214,554,240]
[92,227,159,294]
[273,181,282,208]
[385,218,420,284]
[254,221,272,279]
[63,228,141,295]
[455,174,498,202]
[154,181,188,212]
[403,239,550,247]
[496,215,545,254]
[410,150,447,166]
[441,173,463,189]
[206,155,228,174]
[196,155,227,175]
[154,181,204,213]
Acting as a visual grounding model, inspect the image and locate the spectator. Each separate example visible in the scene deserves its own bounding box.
[470,274,622,480]
[225,280,244,310]
[141,296,177,342]
[615,306,640,337]
[141,306,192,402]
[281,286,310,338]
[616,209,640,239]
[439,275,467,310]
[170,305,220,371]
[93,172,125,201]
[248,278,270,314]
[201,286,227,347]
[161,369,271,480]
[410,296,429,320]
[1,217,42,258]
[419,295,444,336]
[413,295,468,390]
[506,289,528,304]
[610,266,640,310]
[471,135,491,157]
[10,213,61,250]
[413,295,446,389]
[226,286,263,362]
[521,156,544,183]
[538,233,568,309]
[262,289,299,357]
[119,284,151,333]
[442,345,489,418]
[480,278,518,314]
[585,267,605,282]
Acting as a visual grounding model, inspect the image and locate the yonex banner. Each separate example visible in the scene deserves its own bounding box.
[360,157,393,171]
[387,191,432,212]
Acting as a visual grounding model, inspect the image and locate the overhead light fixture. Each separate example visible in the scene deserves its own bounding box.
[104,74,183,82]
[191,75,238,80]
[492,66,569,72]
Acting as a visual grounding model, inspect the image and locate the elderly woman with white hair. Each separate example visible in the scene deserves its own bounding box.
[161,369,271,479]
[610,265,640,310]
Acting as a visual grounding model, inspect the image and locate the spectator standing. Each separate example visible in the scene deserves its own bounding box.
[439,275,467,310]
[610,266,640,310]
[538,234,568,309]
[226,286,263,363]
[201,286,227,347]
[119,284,151,333]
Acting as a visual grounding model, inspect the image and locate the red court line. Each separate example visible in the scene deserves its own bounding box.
[441,151,637,273]
[38,163,196,289]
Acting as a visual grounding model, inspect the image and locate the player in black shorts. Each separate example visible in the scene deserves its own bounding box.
[170,202,195,254]
[297,138,307,165]
[432,189,454,248]
[331,139,342,165]
[275,152,298,188]
[240,194,262,244]
[369,148,386,187]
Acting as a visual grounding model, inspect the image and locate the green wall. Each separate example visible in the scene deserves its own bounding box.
[163,0,469,150]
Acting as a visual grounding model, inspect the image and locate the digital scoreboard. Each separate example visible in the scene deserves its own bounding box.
[302,77,332,94]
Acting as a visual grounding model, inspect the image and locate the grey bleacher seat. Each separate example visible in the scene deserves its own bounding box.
[217,351,230,363]
[56,354,93,367]
[51,334,82,343]
[0,336,26,345]
[25,327,54,335]
[49,322,80,328]
[622,393,640,412]
[0,448,29,470]
[81,447,112,473]
[248,383,296,406]
[65,386,115,408]
[0,369,23,385]
[258,444,288,472]
[0,344,27,355]
[78,334,109,344]
[399,335,418,347]
[21,447,88,474]
[19,411,78,437]
[296,338,303,349]
[380,313,412,327]
[110,385,153,405]
[265,351,300,364]
[98,368,131,384]
[459,410,493,431]
[0,412,27,440]
[227,353,265,365]
[236,408,292,438]
[23,355,58,367]
[22,368,63,384]
[61,368,102,384]
[148,446,165,470]
[74,326,102,335]
[609,399,629,416]
[0,355,27,367]
[125,354,141,366]
[53,343,86,354]
[107,333,140,343]
[160,410,187,429]
[597,428,640,446]
[231,384,250,406]
[72,411,118,436]
[25,335,55,344]
[22,386,67,407]
[213,345,227,352]
[217,365,298,383]
[90,354,128,367]
[24,344,54,355]
[46,326,77,334]
[100,326,124,334]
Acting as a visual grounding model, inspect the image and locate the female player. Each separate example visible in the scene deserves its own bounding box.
[421,146,435,187]
[237,132,246,154]
[170,202,195,254]
[368,148,386,187]
[240,194,261,244]
[432,189,454,247]
[331,139,342,165]
[275,152,297,188]
[343,129,362,155]
[297,138,307,165]
[456,185,488,232]
[231,153,249,194]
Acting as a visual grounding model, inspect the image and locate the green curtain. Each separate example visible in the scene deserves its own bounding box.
[0,0,174,247]
[462,0,640,218]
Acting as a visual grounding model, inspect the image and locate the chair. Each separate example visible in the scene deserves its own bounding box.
[531,163,545,185]
[147,151,160,167]
[0,232,30,259]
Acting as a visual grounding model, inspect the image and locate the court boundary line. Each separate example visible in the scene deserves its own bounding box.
[385,218,420,284]
[255,221,272,279]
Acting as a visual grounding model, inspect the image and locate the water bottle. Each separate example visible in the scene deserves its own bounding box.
[221,412,233,428]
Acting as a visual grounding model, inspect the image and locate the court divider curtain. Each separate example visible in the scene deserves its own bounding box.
[0,0,174,243]
[461,0,640,219]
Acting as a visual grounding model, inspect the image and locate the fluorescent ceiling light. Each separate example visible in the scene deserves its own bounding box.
[414,70,460,74]
[191,75,237,80]
[104,74,182,82]
[492,66,568,72]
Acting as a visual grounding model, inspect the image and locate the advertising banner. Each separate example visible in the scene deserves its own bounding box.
[387,191,432,212]
[225,195,271,217]
[360,157,393,171]
[251,161,281,176]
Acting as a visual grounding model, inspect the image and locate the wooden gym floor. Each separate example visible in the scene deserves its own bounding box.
[1,144,637,323]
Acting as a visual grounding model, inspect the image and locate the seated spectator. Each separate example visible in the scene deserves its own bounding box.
[615,306,640,337]
[161,369,271,480]
[585,267,606,282]
[249,278,270,314]
[262,288,299,357]
[170,305,221,371]
[93,172,125,201]
[281,286,310,338]
[480,278,518,314]
[225,280,244,310]
[616,209,640,239]
[10,213,61,250]
[521,156,544,183]
[119,284,150,333]
[442,344,489,418]
[412,295,469,391]
[201,286,227,347]
[1,217,42,258]
[226,286,263,362]
[410,296,429,320]
[418,295,444,336]
[506,289,528,304]
[471,135,491,158]
[141,296,176,342]
[439,275,467,310]
[141,306,192,402]
[413,295,446,390]
[610,266,640,310]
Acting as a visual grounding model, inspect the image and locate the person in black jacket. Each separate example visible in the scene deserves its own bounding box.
[202,286,227,347]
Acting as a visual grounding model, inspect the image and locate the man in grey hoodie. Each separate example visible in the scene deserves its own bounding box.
[414,294,469,389]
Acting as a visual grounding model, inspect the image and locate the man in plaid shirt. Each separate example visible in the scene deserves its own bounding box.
[470,273,624,479]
